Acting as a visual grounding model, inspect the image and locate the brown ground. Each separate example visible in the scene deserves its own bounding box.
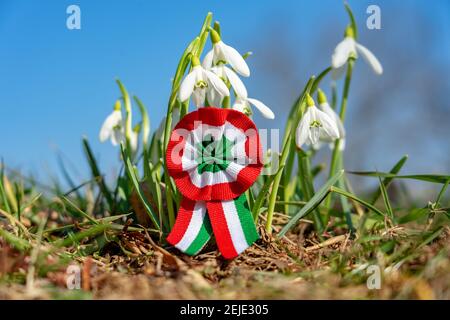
[1,221,449,300]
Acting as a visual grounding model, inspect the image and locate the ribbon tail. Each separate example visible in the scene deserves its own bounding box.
[207,194,259,259]
[166,198,212,256]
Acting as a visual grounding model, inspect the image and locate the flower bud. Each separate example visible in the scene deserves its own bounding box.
[191,55,201,67]
[317,89,328,105]
[209,28,221,44]
[113,99,121,111]
[306,93,315,107]
[344,25,355,38]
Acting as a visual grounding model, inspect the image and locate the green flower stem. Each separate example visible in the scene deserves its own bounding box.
[265,136,291,233]
[265,77,315,234]
[298,150,324,233]
[116,80,133,158]
[324,58,354,220]
[134,96,150,150]
[161,15,212,229]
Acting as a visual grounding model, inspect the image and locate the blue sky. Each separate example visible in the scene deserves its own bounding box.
[1,0,449,189]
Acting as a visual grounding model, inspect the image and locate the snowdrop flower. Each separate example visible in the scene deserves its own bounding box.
[130,123,140,154]
[232,96,275,119]
[179,56,229,108]
[206,63,248,106]
[331,25,383,75]
[99,100,125,146]
[296,94,340,148]
[202,29,250,77]
[317,89,345,141]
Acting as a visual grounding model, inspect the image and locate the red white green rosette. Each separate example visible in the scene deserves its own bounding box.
[166,107,263,259]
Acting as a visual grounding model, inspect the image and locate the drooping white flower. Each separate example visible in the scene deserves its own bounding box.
[208,64,248,103]
[316,89,346,150]
[317,89,345,140]
[232,96,275,119]
[99,100,125,146]
[130,123,140,154]
[296,94,340,148]
[331,26,383,75]
[202,29,250,77]
[179,56,229,108]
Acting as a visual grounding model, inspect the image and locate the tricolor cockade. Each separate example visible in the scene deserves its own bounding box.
[166,107,263,259]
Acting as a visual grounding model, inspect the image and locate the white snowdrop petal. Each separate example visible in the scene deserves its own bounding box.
[355,43,383,75]
[247,98,275,119]
[222,42,250,77]
[202,49,214,70]
[99,111,120,142]
[232,102,246,113]
[206,87,224,107]
[295,109,311,148]
[193,88,206,108]
[111,126,124,146]
[204,69,230,97]
[317,109,340,139]
[320,103,345,138]
[331,37,355,69]
[179,69,198,102]
[223,66,248,98]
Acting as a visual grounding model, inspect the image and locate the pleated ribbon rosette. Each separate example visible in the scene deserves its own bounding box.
[166,107,263,259]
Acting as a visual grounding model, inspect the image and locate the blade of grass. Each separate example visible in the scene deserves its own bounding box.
[43,213,130,234]
[337,175,355,233]
[298,149,324,233]
[82,137,114,211]
[370,155,408,204]
[252,165,283,221]
[121,145,160,230]
[279,170,344,237]
[344,2,358,39]
[330,186,385,217]
[134,96,150,149]
[266,76,315,233]
[378,175,394,221]
[53,223,113,248]
[0,162,11,212]
[435,179,450,206]
[0,228,31,251]
[348,171,450,184]
[62,196,98,225]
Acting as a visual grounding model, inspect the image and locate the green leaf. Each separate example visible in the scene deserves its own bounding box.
[53,223,112,248]
[134,96,150,149]
[337,176,354,233]
[310,66,332,94]
[0,228,30,251]
[348,171,450,184]
[298,149,324,233]
[0,162,11,213]
[330,186,385,217]
[116,79,133,156]
[370,155,408,204]
[195,12,213,57]
[278,170,344,237]
[418,227,443,248]
[344,2,358,40]
[61,196,98,225]
[435,179,450,206]
[121,145,160,230]
[252,166,283,221]
[397,208,429,224]
[378,175,394,221]
[82,137,114,211]
[213,20,221,36]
